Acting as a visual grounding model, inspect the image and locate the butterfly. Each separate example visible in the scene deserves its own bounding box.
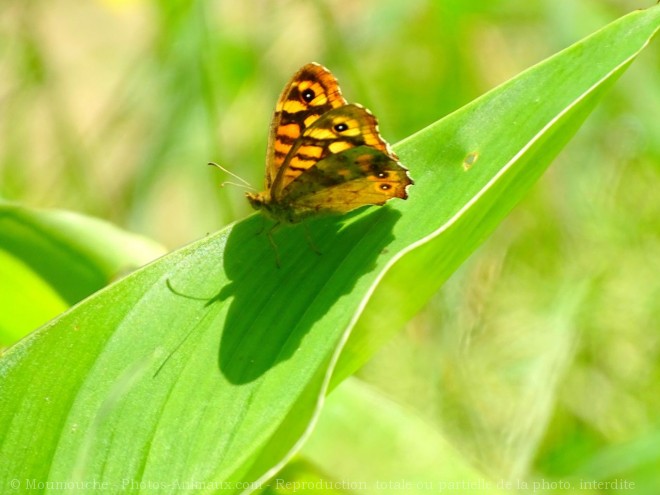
[246,63,413,225]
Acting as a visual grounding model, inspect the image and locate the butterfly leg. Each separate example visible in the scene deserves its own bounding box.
[303,223,322,256]
[266,222,282,268]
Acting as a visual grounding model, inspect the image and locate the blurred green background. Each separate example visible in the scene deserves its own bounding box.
[1,0,659,491]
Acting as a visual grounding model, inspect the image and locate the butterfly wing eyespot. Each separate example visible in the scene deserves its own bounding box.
[301,88,316,103]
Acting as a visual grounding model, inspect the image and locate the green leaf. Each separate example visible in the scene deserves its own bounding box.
[0,203,166,344]
[0,202,166,305]
[300,378,506,495]
[1,7,659,493]
[331,5,660,386]
[0,249,68,346]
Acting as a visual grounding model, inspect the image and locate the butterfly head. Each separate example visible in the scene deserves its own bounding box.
[246,191,269,211]
[247,190,303,224]
[246,190,282,219]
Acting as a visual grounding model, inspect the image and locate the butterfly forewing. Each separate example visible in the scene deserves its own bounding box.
[265,63,347,189]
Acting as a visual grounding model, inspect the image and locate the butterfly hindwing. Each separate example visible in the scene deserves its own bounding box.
[266,63,347,189]
[283,145,410,214]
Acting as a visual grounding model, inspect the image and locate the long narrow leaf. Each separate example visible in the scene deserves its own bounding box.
[0,7,658,494]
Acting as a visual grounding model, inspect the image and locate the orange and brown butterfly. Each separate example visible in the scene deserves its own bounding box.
[246,62,413,224]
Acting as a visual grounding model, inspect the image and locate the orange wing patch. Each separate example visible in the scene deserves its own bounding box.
[265,63,347,188]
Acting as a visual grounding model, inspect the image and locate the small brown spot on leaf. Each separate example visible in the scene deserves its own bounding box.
[463,151,479,171]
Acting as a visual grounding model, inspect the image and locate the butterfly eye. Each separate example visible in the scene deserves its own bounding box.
[301,88,315,103]
[333,122,349,132]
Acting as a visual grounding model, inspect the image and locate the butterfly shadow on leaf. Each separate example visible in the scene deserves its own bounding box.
[212,206,401,384]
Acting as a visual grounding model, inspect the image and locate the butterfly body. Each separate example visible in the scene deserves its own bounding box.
[247,63,412,224]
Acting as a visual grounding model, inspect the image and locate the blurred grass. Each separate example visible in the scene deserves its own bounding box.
[1,0,659,491]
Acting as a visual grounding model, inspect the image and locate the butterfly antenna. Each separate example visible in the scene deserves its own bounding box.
[207,162,256,190]
[220,180,255,190]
